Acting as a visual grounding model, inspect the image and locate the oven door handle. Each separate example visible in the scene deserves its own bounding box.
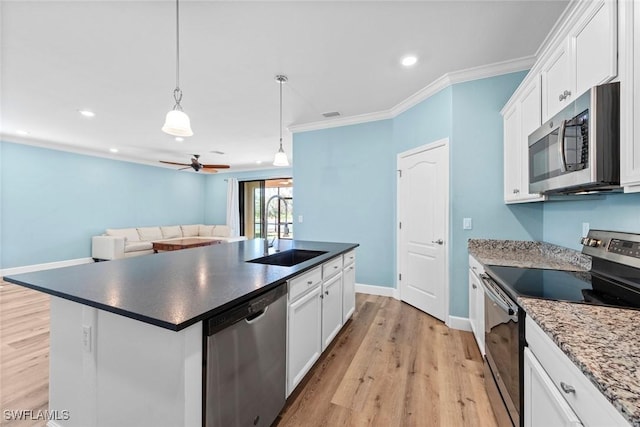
[480,274,518,319]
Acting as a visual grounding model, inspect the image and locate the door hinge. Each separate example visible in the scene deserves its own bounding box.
[397,169,402,178]
[399,222,402,229]
[399,273,402,281]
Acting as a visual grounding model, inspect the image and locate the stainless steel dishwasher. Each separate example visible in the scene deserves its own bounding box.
[205,283,287,427]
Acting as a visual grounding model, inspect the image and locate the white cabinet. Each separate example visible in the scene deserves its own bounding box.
[342,251,356,323]
[621,0,640,190]
[541,42,572,120]
[287,284,322,396]
[503,77,545,204]
[541,0,617,122]
[321,271,343,351]
[468,256,485,355]
[525,317,629,426]
[524,347,583,427]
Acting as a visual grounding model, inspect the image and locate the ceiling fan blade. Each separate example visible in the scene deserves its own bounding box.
[201,168,219,173]
[201,164,230,169]
[160,160,191,167]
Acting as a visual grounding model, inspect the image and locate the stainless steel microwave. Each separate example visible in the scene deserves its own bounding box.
[528,82,620,194]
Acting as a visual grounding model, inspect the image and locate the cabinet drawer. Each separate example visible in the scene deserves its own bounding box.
[525,317,628,426]
[322,257,343,279]
[468,255,484,277]
[343,250,356,267]
[289,267,322,302]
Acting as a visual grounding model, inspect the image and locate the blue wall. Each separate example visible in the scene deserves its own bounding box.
[293,120,395,287]
[543,193,640,250]
[204,168,293,225]
[292,71,543,318]
[0,141,206,268]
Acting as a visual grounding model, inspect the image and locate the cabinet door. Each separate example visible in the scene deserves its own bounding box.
[468,268,485,355]
[322,272,343,351]
[524,348,583,427]
[573,0,617,97]
[541,42,572,121]
[503,104,522,202]
[342,262,356,323]
[287,286,322,396]
[622,0,640,189]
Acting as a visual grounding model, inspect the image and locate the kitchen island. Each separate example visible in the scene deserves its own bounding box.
[4,239,358,427]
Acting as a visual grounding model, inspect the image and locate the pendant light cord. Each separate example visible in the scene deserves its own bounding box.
[279,78,283,146]
[176,0,180,90]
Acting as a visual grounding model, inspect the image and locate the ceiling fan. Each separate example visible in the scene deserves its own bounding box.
[160,154,230,173]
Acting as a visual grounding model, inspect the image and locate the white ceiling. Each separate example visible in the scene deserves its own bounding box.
[1,0,568,172]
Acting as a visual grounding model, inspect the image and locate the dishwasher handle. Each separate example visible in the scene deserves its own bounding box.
[206,283,287,336]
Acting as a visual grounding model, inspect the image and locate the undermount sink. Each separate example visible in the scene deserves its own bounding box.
[247,249,328,267]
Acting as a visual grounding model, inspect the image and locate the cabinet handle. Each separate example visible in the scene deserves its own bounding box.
[334,266,338,269]
[559,93,565,101]
[472,284,477,289]
[560,382,576,394]
[513,189,520,194]
[472,266,477,271]
[325,290,329,295]
[307,280,313,285]
[320,294,324,299]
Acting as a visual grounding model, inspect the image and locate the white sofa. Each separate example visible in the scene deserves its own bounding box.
[92,224,247,261]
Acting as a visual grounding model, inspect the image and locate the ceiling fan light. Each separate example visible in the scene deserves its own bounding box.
[273,147,289,167]
[162,109,193,137]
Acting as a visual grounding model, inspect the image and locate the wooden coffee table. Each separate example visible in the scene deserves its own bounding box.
[152,238,223,253]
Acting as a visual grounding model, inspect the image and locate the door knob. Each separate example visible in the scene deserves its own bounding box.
[432,239,444,245]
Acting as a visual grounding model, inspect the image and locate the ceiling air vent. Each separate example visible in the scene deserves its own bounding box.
[322,111,341,118]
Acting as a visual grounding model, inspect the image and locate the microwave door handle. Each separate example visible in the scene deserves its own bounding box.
[558,120,568,172]
[480,275,516,317]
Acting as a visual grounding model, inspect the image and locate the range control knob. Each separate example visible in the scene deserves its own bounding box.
[580,237,590,246]
[588,239,601,247]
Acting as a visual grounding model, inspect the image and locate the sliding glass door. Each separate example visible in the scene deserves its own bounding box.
[240,178,293,240]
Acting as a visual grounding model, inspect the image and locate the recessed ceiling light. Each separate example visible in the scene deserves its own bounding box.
[175,137,184,142]
[78,109,95,118]
[16,130,30,136]
[401,56,418,67]
[109,148,119,153]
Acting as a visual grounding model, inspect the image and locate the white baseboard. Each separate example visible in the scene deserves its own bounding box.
[1,257,94,278]
[447,315,472,331]
[355,283,399,299]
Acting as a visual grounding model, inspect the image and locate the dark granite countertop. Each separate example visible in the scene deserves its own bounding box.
[4,239,358,331]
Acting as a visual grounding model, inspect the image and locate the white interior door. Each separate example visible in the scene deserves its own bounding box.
[397,140,449,322]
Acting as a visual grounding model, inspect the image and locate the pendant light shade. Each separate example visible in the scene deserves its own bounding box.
[273,75,289,166]
[162,0,193,137]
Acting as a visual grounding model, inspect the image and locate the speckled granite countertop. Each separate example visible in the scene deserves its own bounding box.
[468,239,637,425]
[468,238,591,271]
[520,298,640,426]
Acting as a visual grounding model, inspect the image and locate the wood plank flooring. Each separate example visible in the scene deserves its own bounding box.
[0,281,50,427]
[277,294,498,427]
[0,282,497,427]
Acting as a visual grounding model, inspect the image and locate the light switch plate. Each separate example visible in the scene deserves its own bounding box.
[82,325,92,353]
[298,215,303,223]
[582,222,590,237]
[463,218,472,230]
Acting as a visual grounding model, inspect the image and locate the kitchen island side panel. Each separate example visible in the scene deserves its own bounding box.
[48,297,202,427]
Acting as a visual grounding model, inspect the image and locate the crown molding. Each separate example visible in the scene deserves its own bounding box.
[289,55,536,134]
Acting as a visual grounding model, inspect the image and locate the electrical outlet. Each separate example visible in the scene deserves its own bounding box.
[82,325,92,353]
[582,222,590,237]
[298,215,303,223]
[463,218,473,230]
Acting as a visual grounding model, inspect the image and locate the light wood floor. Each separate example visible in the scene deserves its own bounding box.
[0,283,497,427]
[277,294,498,427]
[0,282,50,427]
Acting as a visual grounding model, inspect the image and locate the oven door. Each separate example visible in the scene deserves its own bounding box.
[482,277,520,426]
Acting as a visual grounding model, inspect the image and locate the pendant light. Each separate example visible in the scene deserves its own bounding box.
[162,0,193,137]
[273,75,290,166]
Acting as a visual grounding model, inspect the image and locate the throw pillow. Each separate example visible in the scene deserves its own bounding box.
[181,224,201,237]
[137,227,163,241]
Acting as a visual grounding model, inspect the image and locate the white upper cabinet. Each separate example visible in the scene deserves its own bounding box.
[621,0,640,190]
[503,76,545,204]
[541,0,618,123]
[541,41,572,121]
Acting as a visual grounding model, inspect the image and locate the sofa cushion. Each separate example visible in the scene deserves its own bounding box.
[181,224,201,237]
[137,227,163,241]
[212,225,231,237]
[124,241,153,252]
[161,225,182,239]
[199,225,214,237]
[106,228,140,242]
